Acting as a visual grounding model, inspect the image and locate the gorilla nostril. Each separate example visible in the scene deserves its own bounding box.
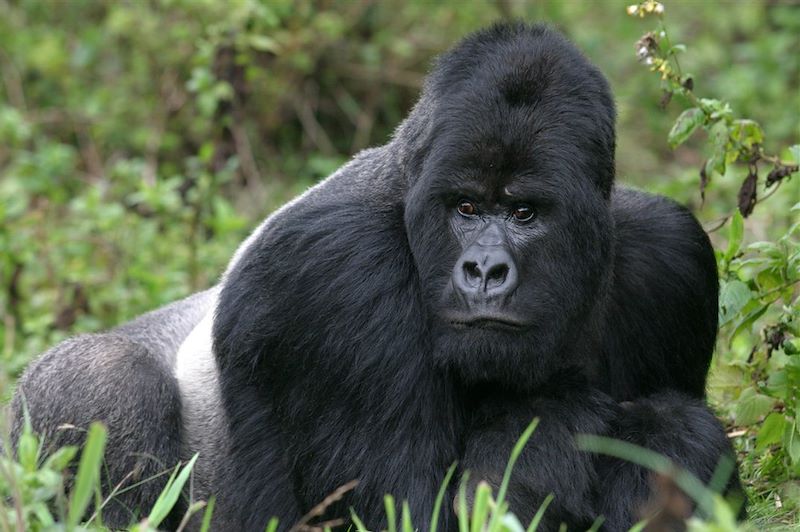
[463,261,481,283]
[486,263,509,289]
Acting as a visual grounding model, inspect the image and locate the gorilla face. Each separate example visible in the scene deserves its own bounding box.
[402,32,616,389]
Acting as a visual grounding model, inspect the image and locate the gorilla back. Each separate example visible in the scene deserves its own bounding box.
[12,23,740,531]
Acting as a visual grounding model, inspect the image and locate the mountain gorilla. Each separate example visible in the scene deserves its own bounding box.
[12,23,742,531]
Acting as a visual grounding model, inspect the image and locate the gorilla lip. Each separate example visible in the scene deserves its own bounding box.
[447,316,527,331]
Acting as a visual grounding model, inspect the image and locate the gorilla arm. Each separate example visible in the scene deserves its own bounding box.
[10,288,217,528]
[460,375,618,528]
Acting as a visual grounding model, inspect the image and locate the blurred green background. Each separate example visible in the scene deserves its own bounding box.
[0,0,798,527]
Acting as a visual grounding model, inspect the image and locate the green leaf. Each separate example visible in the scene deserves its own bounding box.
[756,269,784,292]
[756,412,787,451]
[725,210,744,261]
[765,369,789,400]
[731,119,764,149]
[17,424,39,472]
[788,144,800,164]
[42,445,78,472]
[708,121,731,175]
[784,339,800,355]
[734,387,776,425]
[668,108,704,148]
[783,421,800,464]
[718,280,752,326]
[730,302,769,341]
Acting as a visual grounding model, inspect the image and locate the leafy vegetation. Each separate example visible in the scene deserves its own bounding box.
[1,0,798,529]
[620,2,799,528]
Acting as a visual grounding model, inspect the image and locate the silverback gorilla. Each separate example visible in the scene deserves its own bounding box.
[12,23,742,531]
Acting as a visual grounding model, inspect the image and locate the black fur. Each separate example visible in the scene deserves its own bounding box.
[11,23,741,531]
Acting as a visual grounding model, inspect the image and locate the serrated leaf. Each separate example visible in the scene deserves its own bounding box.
[735,387,776,425]
[718,280,752,326]
[731,119,764,149]
[707,121,731,176]
[756,269,784,292]
[756,412,787,451]
[765,369,789,399]
[668,108,704,148]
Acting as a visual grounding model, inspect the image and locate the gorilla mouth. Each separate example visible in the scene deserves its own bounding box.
[447,316,528,331]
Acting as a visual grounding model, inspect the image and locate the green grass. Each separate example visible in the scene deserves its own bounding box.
[0,416,758,532]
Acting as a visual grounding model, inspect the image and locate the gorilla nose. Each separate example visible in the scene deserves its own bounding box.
[454,246,518,297]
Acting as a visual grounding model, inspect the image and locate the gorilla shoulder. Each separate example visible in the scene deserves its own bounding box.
[602,187,718,399]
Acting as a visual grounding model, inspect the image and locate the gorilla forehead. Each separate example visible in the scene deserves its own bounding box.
[423,100,599,202]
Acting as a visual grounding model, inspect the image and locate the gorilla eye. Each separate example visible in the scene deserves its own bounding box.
[457,200,478,217]
[511,205,535,222]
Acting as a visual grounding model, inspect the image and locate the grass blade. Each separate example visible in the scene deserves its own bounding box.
[487,418,539,531]
[199,496,216,532]
[526,493,553,532]
[67,422,107,527]
[586,515,605,532]
[349,508,369,532]
[576,434,715,519]
[401,500,413,532]
[457,472,470,532]
[470,482,491,532]
[430,463,457,532]
[264,516,280,532]
[146,453,198,528]
[384,494,397,532]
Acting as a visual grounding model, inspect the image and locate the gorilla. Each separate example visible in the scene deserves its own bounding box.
[11,23,742,531]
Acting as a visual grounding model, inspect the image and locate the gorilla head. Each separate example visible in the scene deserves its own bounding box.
[400,24,617,389]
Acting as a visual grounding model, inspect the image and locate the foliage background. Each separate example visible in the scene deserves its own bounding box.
[0,0,798,528]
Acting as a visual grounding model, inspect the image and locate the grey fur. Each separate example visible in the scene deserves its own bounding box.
[11,288,219,526]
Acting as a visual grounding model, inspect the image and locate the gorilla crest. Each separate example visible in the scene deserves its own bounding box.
[12,22,742,531]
